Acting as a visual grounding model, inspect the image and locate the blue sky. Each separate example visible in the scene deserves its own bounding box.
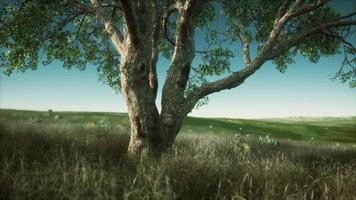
[0,1,355,118]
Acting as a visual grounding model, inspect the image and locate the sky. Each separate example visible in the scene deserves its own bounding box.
[0,1,355,119]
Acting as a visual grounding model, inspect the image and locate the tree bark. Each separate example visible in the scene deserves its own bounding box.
[120,50,160,156]
[121,49,184,155]
[115,1,166,156]
[120,38,183,156]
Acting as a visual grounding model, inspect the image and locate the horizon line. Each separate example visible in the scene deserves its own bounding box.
[1,107,355,120]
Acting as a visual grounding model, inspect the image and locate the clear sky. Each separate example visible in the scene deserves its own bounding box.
[0,1,355,119]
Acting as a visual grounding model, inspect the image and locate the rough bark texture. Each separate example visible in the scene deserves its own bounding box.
[121,47,179,155]
[118,1,161,156]
[157,1,208,154]
[120,52,159,155]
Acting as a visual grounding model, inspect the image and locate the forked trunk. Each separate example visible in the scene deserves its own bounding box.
[120,51,182,156]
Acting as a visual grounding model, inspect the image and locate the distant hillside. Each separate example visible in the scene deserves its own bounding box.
[1,109,355,143]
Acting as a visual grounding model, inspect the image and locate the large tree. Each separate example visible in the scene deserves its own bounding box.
[1,0,355,155]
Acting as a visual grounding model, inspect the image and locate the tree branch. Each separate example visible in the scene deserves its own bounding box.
[184,0,209,19]
[182,0,354,114]
[289,0,329,18]
[334,11,356,21]
[75,15,87,36]
[183,63,263,114]
[163,2,179,46]
[66,0,96,15]
[43,13,82,41]
[259,0,297,57]
[161,0,209,117]
[259,0,328,60]
[321,30,356,53]
[69,14,88,49]
[276,0,293,20]
[182,0,298,113]
[120,0,140,45]
[236,24,251,66]
[269,19,356,60]
[187,19,356,113]
[90,0,124,54]
[108,3,123,19]
[149,0,162,97]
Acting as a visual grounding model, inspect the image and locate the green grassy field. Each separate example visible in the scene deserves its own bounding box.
[1,109,355,143]
[1,109,356,199]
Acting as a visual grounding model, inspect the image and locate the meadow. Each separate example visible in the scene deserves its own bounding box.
[0,109,356,199]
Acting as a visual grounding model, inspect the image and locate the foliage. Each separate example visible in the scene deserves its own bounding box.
[221,0,355,86]
[199,47,233,76]
[0,0,355,101]
[0,0,122,91]
[272,49,297,73]
[184,47,233,109]
[333,45,356,87]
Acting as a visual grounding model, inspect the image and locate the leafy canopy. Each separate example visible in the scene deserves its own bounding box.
[1,0,121,91]
[1,0,355,93]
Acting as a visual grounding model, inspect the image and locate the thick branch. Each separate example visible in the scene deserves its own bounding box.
[163,3,179,46]
[183,59,264,114]
[90,0,124,54]
[161,0,209,118]
[259,1,296,58]
[120,0,140,45]
[236,24,251,66]
[187,20,356,112]
[276,0,293,19]
[260,0,328,59]
[183,0,355,114]
[289,0,329,18]
[66,0,95,15]
[184,0,209,19]
[183,0,296,113]
[150,0,162,97]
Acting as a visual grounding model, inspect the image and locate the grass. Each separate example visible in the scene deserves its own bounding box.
[0,109,356,199]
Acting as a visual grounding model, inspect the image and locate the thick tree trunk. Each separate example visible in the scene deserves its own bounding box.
[120,49,184,156]
[92,1,196,156]
[116,1,205,157]
[120,51,157,155]
[157,115,185,152]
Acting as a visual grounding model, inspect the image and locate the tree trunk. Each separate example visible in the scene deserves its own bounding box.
[117,1,200,156]
[120,51,156,156]
[120,49,184,156]
[157,115,185,152]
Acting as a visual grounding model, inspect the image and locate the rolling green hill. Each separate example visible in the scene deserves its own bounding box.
[1,109,355,143]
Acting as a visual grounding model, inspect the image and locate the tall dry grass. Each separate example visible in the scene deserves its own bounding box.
[0,116,356,199]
